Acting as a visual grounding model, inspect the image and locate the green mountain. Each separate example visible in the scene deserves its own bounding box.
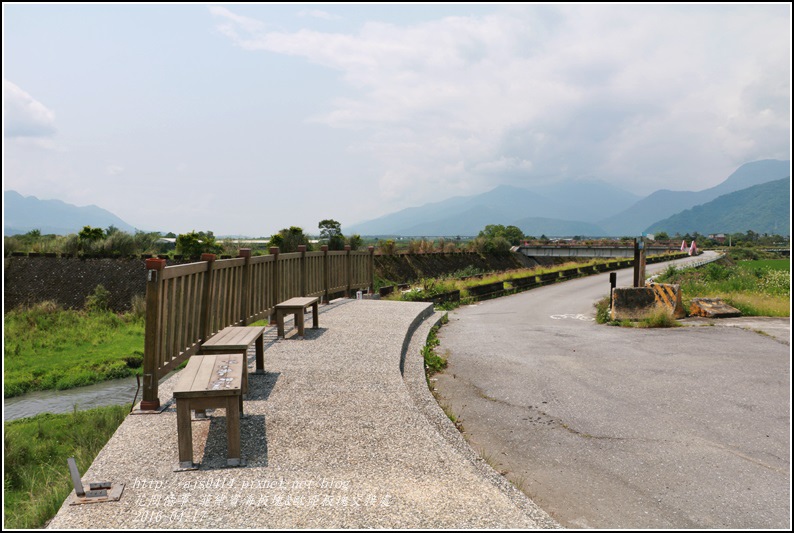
[347,181,635,236]
[645,178,790,236]
[3,190,138,236]
[599,159,791,235]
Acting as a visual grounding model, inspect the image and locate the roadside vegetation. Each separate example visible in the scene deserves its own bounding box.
[654,252,790,317]
[385,255,671,309]
[595,248,790,326]
[3,405,130,529]
[3,292,145,398]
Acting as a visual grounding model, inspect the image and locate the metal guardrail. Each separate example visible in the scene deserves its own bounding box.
[646,252,725,283]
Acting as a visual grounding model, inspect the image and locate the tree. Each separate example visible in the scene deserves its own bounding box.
[478,224,525,246]
[268,226,311,253]
[77,225,105,253]
[176,230,223,258]
[319,219,345,250]
[79,226,104,242]
[347,234,363,251]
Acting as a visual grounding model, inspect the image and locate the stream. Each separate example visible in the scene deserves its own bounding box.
[3,377,141,421]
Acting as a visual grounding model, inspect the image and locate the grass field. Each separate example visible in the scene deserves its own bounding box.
[655,257,790,317]
[3,405,129,529]
[3,302,145,398]
[735,259,790,272]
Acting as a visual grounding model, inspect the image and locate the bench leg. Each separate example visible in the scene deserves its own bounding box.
[176,399,194,468]
[312,301,319,329]
[255,333,265,373]
[226,395,242,467]
[296,309,305,337]
[276,309,285,338]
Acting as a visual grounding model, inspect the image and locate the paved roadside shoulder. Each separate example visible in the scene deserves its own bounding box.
[47,299,558,529]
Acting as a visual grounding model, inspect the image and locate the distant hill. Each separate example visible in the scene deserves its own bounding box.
[645,178,791,236]
[511,217,607,238]
[348,160,789,237]
[599,159,790,235]
[3,190,138,236]
[348,180,637,237]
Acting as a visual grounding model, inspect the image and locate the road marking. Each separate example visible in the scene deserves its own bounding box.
[550,314,595,321]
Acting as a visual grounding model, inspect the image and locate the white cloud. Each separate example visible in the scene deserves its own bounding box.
[3,80,57,138]
[106,165,124,176]
[297,9,340,21]
[211,5,791,202]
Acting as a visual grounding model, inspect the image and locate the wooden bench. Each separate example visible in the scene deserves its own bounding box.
[200,326,266,377]
[173,353,245,469]
[274,297,319,338]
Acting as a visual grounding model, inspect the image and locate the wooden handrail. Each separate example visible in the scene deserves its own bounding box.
[141,246,374,409]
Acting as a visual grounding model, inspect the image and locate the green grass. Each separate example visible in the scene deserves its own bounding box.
[735,259,791,272]
[655,258,790,317]
[422,325,447,374]
[3,302,145,398]
[594,296,681,328]
[636,309,680,328]
[4,405,129,529]
[390,257,638,306]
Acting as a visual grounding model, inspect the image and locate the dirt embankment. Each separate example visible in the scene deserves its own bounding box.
[374,251,563,284]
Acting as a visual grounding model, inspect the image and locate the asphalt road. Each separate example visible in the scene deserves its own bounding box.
[434,253,791,528]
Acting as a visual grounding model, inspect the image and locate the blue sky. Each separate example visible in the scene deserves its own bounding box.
[3,3,791,236]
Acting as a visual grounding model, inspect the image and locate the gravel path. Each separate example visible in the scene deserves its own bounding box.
[47,299,559,529]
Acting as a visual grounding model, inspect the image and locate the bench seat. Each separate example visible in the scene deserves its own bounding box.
[173,353,245,469]
[200,326,266,375]
[274,297,319,338]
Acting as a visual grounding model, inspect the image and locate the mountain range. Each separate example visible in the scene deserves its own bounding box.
[4,159,790,238]
[646,178,790,236]
[3,191,138,236]
[347,159,791,237]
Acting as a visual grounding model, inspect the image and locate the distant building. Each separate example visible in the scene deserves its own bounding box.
[708,233,727,243]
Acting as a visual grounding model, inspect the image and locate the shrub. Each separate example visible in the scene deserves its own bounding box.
[102,231,136,256]
[129,294,146,319]
[84,285,111,312]
[379,240,397,255]
[594,296,611,324]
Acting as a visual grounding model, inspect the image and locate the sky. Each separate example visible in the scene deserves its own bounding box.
[3,3,791,237]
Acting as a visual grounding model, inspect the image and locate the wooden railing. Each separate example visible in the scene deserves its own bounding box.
[140,245,375,410]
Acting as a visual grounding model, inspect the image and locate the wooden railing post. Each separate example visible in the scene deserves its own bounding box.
[141,257,166,411]
[321,245,330,303]
[270,247,280,315]
[345,245,352,298]
[298,244,307,297]
[368,246,375,295]
[199,253,217,341]
[239,248,251,324]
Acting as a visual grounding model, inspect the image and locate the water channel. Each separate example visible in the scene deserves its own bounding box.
[3,377,141,421]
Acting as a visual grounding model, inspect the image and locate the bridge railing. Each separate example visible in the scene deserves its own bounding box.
[141,245,374,409]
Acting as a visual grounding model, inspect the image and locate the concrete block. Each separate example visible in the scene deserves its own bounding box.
[611,283,685,320]
[690,298,742,318]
